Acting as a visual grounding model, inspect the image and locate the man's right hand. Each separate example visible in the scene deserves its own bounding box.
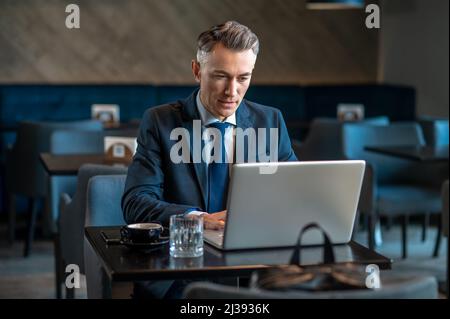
[203,210,227,230]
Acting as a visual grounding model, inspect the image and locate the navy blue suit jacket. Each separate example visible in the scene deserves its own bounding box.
[121,89,297,225]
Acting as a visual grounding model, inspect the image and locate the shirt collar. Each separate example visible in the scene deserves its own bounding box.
[196,91,236,127]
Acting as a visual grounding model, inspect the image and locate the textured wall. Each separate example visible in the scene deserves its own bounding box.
[0,0,378,84]
[380,0,449,117]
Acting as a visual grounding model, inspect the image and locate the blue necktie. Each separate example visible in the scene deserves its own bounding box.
[207,122,232,213]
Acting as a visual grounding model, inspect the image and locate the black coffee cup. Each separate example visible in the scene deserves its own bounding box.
[120,223,163,243]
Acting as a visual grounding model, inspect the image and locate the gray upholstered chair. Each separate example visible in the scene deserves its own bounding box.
[418,117,449,146]
[83,174,127,299]
[5,120,102,256]
[294,117,389,161]
[343,123,446,258]
[48,130,105,232]
[85,175,127,226]
[56,165,127,299]
[183,274,438,299]
[292,117,390,241]
[413,118,448,246]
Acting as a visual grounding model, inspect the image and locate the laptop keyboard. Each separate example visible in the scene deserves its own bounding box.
[204,229,224,247]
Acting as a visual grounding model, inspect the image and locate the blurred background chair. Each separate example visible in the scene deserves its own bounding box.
[57,164,127,299]
[417,117,449,248]
[5,120,102,256]
[85,175,127,227]
[83,174,127,299]
[49,130,105,232]
[292,117,390,239]
[293,116,389,161]
[418,117,449,146]
[183,274,438,299]
[343,122,446,258]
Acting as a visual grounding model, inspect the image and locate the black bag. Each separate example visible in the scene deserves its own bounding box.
[250,223,369,292]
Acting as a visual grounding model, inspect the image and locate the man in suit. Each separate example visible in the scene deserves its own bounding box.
[122,20,297,298]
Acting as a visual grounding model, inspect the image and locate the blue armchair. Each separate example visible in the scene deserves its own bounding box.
[294,117,389,161]
[83,175,127,299]
[5,120,102,256]
[418,117,449,146]
[49,130,105,231]
[342,123,445,258]
[56,164,127,298]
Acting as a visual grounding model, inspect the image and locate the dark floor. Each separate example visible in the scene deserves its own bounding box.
[0,218,447,299]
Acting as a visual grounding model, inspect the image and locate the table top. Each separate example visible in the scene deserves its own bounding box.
[40,153,128,176]
[85,226,392,282]
[103,121,140,132]
[365,144,449,162]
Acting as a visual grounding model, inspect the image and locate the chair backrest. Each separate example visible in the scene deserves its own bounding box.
[83,174,127,299]
[342,122,425,183]
[86,174,127,226]
[183,275,438,299]
[443,180,449,237]
[59,164,127,269]
[8,120,103,197]
[434,120,449,146]
[298,117,389,161]
[418,117,449,146]
[50,130,105,155]
[48,130,106,226]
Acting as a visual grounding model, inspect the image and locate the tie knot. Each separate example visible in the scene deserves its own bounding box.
[207,122,232,134]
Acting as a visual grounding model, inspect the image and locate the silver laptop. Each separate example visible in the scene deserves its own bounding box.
[204,160,366,250]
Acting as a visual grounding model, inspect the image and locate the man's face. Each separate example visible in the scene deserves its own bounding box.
[192,43,257,121]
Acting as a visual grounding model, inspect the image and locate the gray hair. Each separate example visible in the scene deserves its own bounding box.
[196,21,259,65]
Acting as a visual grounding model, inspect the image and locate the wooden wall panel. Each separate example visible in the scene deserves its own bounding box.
[0,0,378,84]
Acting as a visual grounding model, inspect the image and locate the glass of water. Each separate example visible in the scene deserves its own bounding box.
[169,214,203,258]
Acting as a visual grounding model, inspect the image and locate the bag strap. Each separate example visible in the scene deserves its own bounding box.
[289,222,335,265]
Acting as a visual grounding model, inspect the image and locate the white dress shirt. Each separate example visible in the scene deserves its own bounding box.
[196,91,236,165]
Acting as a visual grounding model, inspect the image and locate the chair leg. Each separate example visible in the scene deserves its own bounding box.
[24,198,39,257]
[386,216,393,231]
[54,233,63,299]
[422,212,429,242]
[368,214,376,250]
[363,213,369,232]
[401,214,409,259]
[374,220,383,247]
[66,286,75,299]
[432,217,442,258]
[7,193,16,245]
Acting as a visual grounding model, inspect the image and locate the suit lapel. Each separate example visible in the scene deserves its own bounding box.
[235,100,253,163]
[180,90,208,210]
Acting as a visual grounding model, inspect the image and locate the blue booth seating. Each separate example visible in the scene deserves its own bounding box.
[0,83,416,150]
[0,85,157,125]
